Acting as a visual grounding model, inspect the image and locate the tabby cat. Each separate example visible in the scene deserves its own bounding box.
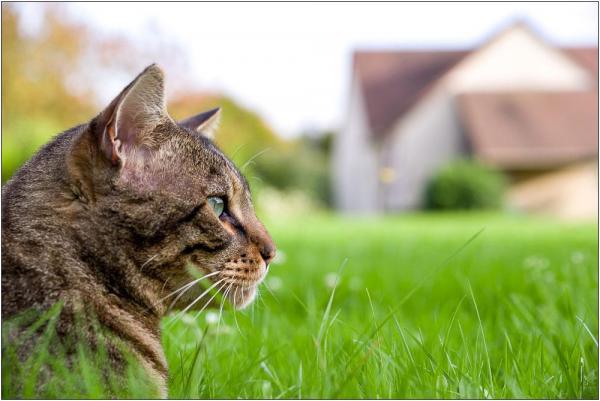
[1,64,276,396]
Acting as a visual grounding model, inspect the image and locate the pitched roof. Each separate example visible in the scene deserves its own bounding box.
[354,50,468,138]
[355,47,597,139]
[457,91,598,169]
[564,47,599,77]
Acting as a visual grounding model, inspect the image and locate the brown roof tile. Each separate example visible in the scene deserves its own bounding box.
[356,47,598,138]
[354,50,468,138]
[564,47,598,78]
[457,91,598,169]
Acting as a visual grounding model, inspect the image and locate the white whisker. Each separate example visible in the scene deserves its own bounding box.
[140,253,160,271]
[166,271,221,311]
[157,270,220,304]
[167,278,226,328]
[160,276,172,294]
[241,148,271,172]
[215,283,233,341]
[256,287,267,310]
[230,143,249,161]
[192,281,229,321]
[249,175,264,185]
[231,287,245,337]
[167,281,199,312]
[180,278,226,316]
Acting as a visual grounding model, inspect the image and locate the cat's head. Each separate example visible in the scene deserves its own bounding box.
[69,64,275,312]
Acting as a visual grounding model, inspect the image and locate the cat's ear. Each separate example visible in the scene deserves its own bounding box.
[178,107,221,139]
[95,64,168,165]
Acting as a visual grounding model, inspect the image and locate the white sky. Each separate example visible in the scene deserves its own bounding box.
[16,2,599,137]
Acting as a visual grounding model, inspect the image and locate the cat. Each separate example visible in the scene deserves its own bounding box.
[1,64,276,397]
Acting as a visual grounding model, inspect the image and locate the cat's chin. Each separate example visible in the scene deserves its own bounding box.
[230,285,258,310]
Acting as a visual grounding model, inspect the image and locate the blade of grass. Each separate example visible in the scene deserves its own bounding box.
[316,258,348,348]
[467,281,494,395]
[332,228,485,397]
[575,315,598,348]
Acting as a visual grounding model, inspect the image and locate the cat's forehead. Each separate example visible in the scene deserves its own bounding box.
[162,126,250,193]
[201,138,249,190]
[190,131,246,180]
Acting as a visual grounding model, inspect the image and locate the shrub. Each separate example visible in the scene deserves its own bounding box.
[424,159,507,210]
[251,136,332,208]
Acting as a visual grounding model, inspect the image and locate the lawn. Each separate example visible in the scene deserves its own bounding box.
[3,212,598,398]
[163,212,598,399]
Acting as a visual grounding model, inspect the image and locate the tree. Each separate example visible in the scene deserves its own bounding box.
[1,3,189,182]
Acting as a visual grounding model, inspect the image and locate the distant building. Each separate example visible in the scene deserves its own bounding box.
[333,22,598,219]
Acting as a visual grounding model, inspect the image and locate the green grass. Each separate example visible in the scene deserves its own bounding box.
[3,213,598,398]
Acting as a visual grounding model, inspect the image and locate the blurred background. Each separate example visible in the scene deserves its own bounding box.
[2,2,598,220]
[3,4,599,398]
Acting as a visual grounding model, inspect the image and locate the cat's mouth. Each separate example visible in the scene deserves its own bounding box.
[228,284,259,309]
[219,266,266,309]
[221,273,266,309]
[187,257,266,310]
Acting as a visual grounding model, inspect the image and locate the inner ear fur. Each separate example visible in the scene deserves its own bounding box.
[67,64,172,202]
[95,64,168,166]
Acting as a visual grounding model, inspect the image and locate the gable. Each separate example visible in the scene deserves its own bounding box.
[444,25,593,92]
[353,23,597,142]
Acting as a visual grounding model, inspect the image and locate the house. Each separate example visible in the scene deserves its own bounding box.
[332,22,598,219]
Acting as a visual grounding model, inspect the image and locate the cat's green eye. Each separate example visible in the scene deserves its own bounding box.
[207,196,225,217]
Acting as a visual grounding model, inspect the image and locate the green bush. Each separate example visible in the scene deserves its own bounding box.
[251,135,332,207]
[425,159,507,210]
[2,117,64,183]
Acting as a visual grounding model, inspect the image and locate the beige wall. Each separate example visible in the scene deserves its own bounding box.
[507,161,598,220]
[445,25,592,92]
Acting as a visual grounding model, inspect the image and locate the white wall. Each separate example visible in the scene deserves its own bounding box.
[332,71,380,213]
[382,89,467,210]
